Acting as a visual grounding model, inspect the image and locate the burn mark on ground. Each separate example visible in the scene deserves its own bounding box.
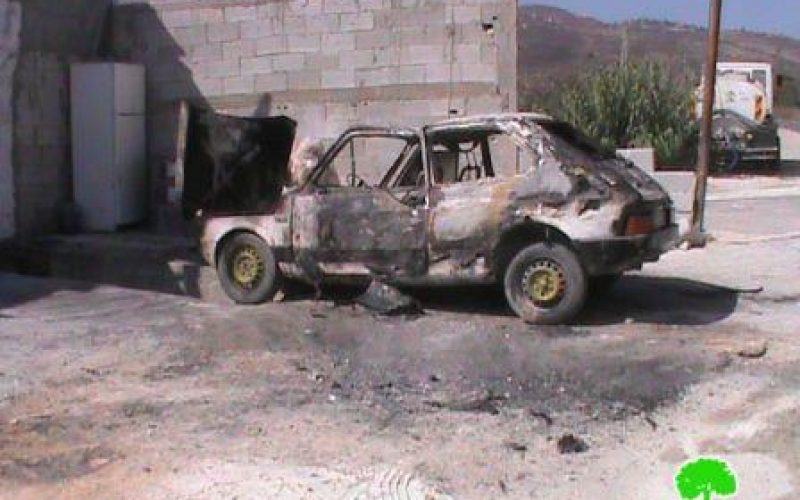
[0,446,117,484]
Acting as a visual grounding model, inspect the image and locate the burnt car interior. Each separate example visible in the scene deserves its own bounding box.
[426,127,538,184]
[309,124,545,204]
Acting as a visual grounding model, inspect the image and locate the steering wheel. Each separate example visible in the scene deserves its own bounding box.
[458,164,483,182]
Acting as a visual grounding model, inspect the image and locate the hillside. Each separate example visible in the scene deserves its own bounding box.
[518,5,800,114]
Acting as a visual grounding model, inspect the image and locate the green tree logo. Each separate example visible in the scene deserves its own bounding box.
[675,458,738,500]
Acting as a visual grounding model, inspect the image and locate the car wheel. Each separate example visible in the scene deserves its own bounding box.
[504,242,587,325]
[589,273,622,296]
[217,233,280,304]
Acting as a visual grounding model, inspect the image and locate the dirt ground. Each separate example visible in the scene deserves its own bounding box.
[1,194,799,499]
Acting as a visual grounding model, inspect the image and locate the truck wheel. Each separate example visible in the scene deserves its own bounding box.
[217,233,280,304]
[504,243,587,325]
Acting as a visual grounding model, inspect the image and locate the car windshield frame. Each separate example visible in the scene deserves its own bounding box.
[306,128,419,189]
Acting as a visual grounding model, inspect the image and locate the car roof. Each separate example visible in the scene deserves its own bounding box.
[340,113,556,137]
[430,112,555,128]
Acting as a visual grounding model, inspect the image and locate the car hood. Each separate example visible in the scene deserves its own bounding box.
[183,108,297,218]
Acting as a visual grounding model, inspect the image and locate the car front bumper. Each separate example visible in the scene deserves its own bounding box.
[739,146,780,162]
[574,225,680,276]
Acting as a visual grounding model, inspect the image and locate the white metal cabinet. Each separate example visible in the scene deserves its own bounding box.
[71,63,146,231]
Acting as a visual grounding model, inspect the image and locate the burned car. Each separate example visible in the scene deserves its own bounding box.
[195,113,678,324]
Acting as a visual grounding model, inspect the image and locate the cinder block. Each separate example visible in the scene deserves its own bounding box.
[295,0,324,14]
[393,65,426,84]
[355,30,392,50]
[404,45,447,65]
[480,42,497,64]
[306,13,340,33]
[457,62,496,83]
[322,33,356,53]
[256,35,287,55]
[428,98,459,116]
[356,67,391,87]
[305,53,339,71]
[191,8,224,26]
[255,73,289,92]
[340,12,374,32]
[358,0,387,10]
[425,63,452,83]
[281,16,307,34]
[224,75,255,95]
[272,53,305,71]
[322,69,356,89]
[452,6,481,23]
[325,102,358,122]
[224,6,258,23]
[398,27,446,46]
[338,49,374,69]
[240,19,273,40]
[324,0,359,14]
[286,69,321,90]
[222,40,256,61]
[258,3,280,19]
[207,22,239,43]
[196,58,240,79]
[287,34,321,53]
[378,7,446,29]
[454,43,481,63]
[172,26,207,47]
[190,43,222,63]
[240,56,273,76]
[161,10,193,29]
[373,46,400,66]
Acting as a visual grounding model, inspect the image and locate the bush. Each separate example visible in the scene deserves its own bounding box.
[546,61,698,165]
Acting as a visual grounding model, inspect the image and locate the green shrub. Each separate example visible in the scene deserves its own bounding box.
[545,62,698,165]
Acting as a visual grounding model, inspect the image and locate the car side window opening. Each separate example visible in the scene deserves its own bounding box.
[317,135,412,188]
[488,132,539,177]
[384,143,424,189]
[428,129,540,185]
[427,131,493,185]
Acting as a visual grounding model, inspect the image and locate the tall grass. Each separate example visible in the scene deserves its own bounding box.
[550,62,698,165]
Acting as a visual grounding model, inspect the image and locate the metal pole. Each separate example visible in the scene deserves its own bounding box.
[688,0,723,248]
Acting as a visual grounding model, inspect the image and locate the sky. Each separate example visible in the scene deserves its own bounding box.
[527,0,800,39]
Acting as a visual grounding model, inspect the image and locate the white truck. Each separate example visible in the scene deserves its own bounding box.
[695,62,781,170]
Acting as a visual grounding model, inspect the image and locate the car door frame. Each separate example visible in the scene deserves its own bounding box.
[291,127,432,279]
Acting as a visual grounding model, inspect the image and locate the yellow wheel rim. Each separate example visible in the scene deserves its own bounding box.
[523,259,567,307]
[231,246,264,289]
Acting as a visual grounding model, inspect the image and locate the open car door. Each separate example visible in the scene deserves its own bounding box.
[292,129,429,279]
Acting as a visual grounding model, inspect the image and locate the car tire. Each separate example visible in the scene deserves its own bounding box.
[504,242,587,325]
[217,233,280,305]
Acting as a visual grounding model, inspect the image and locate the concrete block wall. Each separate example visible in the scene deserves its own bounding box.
[0,0,20,239]
[111,0,518,206]
[10,0,111,237]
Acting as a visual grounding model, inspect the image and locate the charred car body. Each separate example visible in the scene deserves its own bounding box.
[195,113,678,324]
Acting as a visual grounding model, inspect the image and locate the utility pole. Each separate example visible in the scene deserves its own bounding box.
[688,0,723,248]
